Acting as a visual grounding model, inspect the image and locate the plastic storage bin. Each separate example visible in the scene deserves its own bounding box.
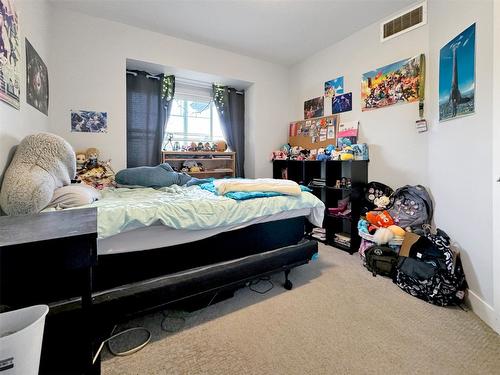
[0,305,49,375]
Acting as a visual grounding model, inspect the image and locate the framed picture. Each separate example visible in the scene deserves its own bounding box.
[304,96,324,119]
[0,0,20,109]
[71,110,108,133]
[324,76,344,98]
[26,38,49,115]
[439,23,476,122]
[332,92,352,114]
[361,55,422,111]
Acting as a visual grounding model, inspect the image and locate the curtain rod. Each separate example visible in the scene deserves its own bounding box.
[127,70,244,93]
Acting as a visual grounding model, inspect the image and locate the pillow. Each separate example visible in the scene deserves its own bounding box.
[46,184,100,209]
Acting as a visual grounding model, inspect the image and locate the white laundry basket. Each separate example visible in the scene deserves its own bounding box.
[0,305,49,375]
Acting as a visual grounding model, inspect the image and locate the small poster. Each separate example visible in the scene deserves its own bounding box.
[289,122,298,137]
[71,110,108,133]
[439,23,476,122]
[319,135,326,142]
[26,38,49,115]
[0,0,20,109]
[327,125,335,139]
[304,96,324,119]
[325,77,344,98]
[332,92,352,114]
[337,120,359,147]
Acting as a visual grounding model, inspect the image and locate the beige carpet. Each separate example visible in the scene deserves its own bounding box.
[102,244,500,375]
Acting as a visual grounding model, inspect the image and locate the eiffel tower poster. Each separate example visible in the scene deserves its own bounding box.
[439,23,476,122]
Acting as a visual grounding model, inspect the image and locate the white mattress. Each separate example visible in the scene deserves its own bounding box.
[97,207,311,255]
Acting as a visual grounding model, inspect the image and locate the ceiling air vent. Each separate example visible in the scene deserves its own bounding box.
[381,2,427,42]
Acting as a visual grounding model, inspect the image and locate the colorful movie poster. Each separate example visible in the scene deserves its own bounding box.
[361,55,422,111]
[439,23,475,122]
[26,38,49,115]
[324,76,344,98]
[71,110,108,133]
[0,0,20,109]
[332,92,352,114]
[304,96,324,119]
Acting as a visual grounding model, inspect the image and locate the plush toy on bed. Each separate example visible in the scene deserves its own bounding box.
[115,163,209,188]
[0,133,76,215]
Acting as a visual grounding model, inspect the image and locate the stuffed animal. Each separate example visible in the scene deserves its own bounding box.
[325,144,335,156]
[340,146,354,161]
[366,210,395,228]
[388,225,406,238]
[316,148,329,161]
[215,140,228,152]
[357,218,369,234]
[270,150,288,160]
[373,227,395,245]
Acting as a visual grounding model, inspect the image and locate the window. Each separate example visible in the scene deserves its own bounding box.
[164,98,224,148]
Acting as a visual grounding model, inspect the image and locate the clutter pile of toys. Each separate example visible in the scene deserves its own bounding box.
[75,147,116,189]
[270,139,368,161]
[164,135,228,153]
[180,160,205,173]
[357,182,467,307]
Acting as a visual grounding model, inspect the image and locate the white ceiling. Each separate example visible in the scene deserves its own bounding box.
[51,0,417,66]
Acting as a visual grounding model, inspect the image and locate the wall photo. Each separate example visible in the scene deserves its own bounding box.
[324,76,344,98]
[361,55,422,111]
[332,92,352,114]
[0,0,20,109]
[439,23,476,122]
[304,96,324,119]
[26,38,49,115]
[71,110,108,133]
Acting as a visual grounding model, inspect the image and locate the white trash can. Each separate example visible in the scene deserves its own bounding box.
[0,305,49,375]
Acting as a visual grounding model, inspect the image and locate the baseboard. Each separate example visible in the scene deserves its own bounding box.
[466,289,500,334]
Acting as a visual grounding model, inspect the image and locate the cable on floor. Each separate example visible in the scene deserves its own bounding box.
[248,276,274,294]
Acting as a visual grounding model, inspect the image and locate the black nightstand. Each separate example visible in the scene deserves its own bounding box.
[0,208,99,374]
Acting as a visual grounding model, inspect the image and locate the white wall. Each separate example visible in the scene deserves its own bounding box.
[493,0,500,333]
[289,11,429,188]
[288,0,498,332]
[427,0,495,324]
[49,7,289,178]
[0,0,51,175]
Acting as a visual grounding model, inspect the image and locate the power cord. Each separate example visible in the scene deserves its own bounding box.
[248,276,274,294]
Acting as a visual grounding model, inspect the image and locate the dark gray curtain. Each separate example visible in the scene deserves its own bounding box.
[213,85,245,177]
[126,71,175,167]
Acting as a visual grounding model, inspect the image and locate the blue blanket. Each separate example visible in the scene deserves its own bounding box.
[200,181,312,200]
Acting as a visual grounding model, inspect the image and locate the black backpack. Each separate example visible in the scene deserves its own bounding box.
[394,228,467,306]
[365,246,398,277]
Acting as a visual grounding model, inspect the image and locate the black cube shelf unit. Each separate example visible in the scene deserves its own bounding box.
[272,159,368,254]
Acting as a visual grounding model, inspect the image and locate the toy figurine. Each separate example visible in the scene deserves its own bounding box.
[204,142,211,151]
[85,148,99,169]
[76,152,86,171]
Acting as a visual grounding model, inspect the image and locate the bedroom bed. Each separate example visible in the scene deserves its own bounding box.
[2,183,324,312]
[1,182,324,374]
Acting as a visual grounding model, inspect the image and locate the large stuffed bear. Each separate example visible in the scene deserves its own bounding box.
[0,133,75,215]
